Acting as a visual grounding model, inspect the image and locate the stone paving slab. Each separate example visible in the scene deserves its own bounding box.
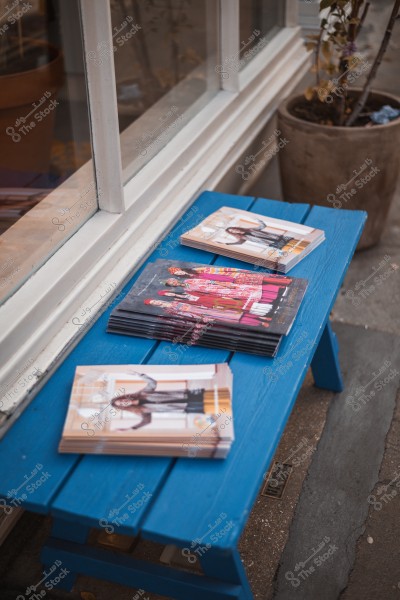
[340,388,400,600]
[272,323,400,600]
[332,183,400,337]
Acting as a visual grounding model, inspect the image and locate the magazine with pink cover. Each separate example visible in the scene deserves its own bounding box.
[59,363,234,458]
[180,206,325,272]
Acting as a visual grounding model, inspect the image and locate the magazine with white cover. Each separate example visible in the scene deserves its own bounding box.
[59,363,234,458]
[180,206,325,272]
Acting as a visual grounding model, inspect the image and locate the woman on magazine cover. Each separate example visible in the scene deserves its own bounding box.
[164,277,284,305]
[145,298,244,322]
[167,265,291,286]
[144,298,273,328]
[111,372,231,434]
[157,290,244,311]
[223,219,294,250]
[112,371,206,430]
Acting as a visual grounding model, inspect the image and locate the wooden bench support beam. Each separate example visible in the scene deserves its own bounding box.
[40,517,90,591]
[201,547,254,599]
[311,321,344,393]
[41,537,245,600]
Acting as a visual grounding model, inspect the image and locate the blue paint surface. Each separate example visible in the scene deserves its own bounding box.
[0,191,366,598]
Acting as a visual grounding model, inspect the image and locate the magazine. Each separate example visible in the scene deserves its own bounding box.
[180,206,325,272]
[107,260,308,356]
[59,363,234,458]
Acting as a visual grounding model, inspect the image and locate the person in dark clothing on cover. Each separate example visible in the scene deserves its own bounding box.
[111,371,205,430]
[224,219,293,249]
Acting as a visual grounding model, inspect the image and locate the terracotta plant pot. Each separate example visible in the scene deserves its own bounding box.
[0,39,64,186]
[277,90,400,249]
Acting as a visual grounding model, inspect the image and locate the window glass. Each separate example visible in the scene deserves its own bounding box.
[108,0,219,182]
[239,0,285,70]
[0,0,96,304]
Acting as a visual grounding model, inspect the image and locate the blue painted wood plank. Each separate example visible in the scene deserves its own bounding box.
[41,519,91,591]
[311,321,344,392]
[50,192,257,532]
[42,538,244,600]
[141,205,366,549]
[0,333,155,513]
[0,190,252,513]
[201,547,254,600]
[251,197,310,222]
[49,194,306,532]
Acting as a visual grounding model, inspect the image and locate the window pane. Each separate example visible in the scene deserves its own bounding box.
[0,0,96,304]
[239,0,285,70]
[108,0,219,182]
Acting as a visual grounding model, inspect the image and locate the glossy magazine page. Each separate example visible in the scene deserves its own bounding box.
[180,206,324,271]
[59,364,234,459]
[111,259,308,336]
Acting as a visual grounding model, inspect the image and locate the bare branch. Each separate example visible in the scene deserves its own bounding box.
[346,0,400,126]
[356,2,370,38]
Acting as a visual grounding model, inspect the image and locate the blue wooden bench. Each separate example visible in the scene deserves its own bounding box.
[0,191,366,600]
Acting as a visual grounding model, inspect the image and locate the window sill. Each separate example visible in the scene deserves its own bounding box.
[0,25,310,435]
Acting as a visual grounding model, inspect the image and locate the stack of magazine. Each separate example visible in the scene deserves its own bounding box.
[59,363,234,458]
[107,259,308,357]
[180,206,325,273]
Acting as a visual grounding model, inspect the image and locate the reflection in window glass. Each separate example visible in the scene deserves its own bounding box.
[0,0,96,303]
[239,0,285,70]
[109,0,219,181]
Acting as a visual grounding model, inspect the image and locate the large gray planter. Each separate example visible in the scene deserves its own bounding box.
[277,90,400,249]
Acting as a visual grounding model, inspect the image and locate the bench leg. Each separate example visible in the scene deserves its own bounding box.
[40,518,90,592]
[311,321,344,393]
[200,547,253,600]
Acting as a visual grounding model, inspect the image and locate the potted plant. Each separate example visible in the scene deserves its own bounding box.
[0,1,64,187]
[277,0,400,249]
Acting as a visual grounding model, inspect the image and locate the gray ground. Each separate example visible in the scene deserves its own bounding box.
[1,1,399,599]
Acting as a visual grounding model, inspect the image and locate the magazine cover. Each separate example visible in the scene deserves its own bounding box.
[59,364,234,458]
[114,259,308,336]
[180,206,324,270]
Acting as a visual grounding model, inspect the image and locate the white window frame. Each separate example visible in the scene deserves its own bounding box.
[0,0,310,429]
